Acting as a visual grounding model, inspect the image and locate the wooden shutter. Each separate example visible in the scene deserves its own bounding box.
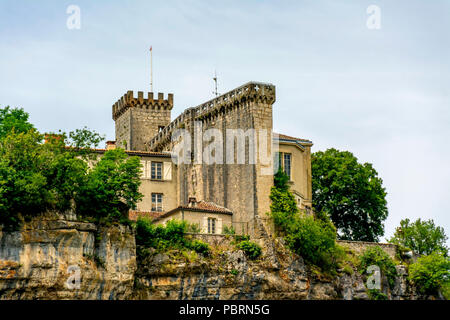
[140,160,146,178]
[163,162,172,181]
[202,217,208,234]
[217,218,223,234]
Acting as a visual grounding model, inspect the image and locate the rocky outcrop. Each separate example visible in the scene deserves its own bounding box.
[0,212,136,299]
[0,215,433,300]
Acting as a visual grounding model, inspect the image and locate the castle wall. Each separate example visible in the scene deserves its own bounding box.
[174,83,276,225]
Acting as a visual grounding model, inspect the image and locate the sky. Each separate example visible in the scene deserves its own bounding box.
[0,0,449,244]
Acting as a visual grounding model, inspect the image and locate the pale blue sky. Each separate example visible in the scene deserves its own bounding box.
[1,0,449,243]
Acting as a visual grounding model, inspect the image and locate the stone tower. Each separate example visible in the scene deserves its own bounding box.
[147,82,276,224]
[112,91,173,151]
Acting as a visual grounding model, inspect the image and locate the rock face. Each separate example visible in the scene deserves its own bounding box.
[0,215,432,300]
[0,213,136,299]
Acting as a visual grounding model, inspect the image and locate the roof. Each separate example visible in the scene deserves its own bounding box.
[128,210,165,221]
[274,133,313,145]
[153,201,233,222]
[92,148,172,158]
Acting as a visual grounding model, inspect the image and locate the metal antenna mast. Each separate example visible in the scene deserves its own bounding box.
[150,46,153,92]
[213,70,218,97]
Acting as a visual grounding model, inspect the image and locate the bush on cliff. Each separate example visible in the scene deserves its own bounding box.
[269,169,342,272]
[135,218,210,256]
[358,246,397,289]
[408,252,450,296]
[236,240,262,260]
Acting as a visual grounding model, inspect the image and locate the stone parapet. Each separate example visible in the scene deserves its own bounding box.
[112,91,173,121]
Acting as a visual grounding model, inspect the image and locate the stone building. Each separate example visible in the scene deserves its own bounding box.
[106,81,313,235]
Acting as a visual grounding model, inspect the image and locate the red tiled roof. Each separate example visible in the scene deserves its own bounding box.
[92,148,172,157]
[178,201,232,214]
[128,210,165,221]
[152,200,233,222]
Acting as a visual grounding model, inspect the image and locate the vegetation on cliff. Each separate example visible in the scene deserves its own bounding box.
[269,169,344,273]
[135,218,211,256]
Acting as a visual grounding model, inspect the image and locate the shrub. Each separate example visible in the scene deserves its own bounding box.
[136,218,210,255]
[408,252,450,295]
[190,240,211,256]
[359,246,397,289]
[284,215,341,270]
[368,289,388,300]
[236,240,262,260]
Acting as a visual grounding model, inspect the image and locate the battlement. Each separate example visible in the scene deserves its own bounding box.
[112,91,174,121]
[147,81,275,151]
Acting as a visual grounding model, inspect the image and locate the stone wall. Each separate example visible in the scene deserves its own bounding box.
[337,240,398,259]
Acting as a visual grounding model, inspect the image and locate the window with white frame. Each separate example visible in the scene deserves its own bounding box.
[151,193,163,212]
[151,161,162,180]
[207,217,217,234]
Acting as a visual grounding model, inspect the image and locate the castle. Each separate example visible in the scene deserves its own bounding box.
[102,82,313,235]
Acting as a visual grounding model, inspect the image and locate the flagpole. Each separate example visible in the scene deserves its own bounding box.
[150,46,153,92]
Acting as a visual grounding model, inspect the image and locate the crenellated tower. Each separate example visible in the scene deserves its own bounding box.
[112,91,173,151]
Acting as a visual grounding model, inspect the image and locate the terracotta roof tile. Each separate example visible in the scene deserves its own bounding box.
[179,201,232,214]
[128,210,165,221]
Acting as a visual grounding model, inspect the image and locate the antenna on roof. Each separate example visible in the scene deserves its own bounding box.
[149,46,153,92]
[212,70,219,97]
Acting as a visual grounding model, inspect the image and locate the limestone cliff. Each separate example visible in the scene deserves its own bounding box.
[0,213,136,299]
[0,214,430,300]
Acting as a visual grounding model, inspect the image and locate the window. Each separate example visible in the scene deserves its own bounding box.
[151,193,163,212]
[158,126,165,132]
[283,153,291,179]
[274,152,282,174]
[151,162,162,180]
[207,217,216,234]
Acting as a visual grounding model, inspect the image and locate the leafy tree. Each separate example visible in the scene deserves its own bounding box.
[0,106,142,228]
[76,148,143,220]
[388,218,448,256]
[312,148,388,242]
[0,106,34,139]
[0,130,51,227]
[408,252,450,295]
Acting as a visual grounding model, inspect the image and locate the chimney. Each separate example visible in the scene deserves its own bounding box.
[106,141,116,150]
[188,197,197,207]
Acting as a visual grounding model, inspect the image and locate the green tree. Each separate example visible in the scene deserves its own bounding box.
[312,148,388,242]
[408,252,450,295]
[0,106,142,227]
[0,106,34,138]
[76,148,143,220]
[388,218,448,256]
